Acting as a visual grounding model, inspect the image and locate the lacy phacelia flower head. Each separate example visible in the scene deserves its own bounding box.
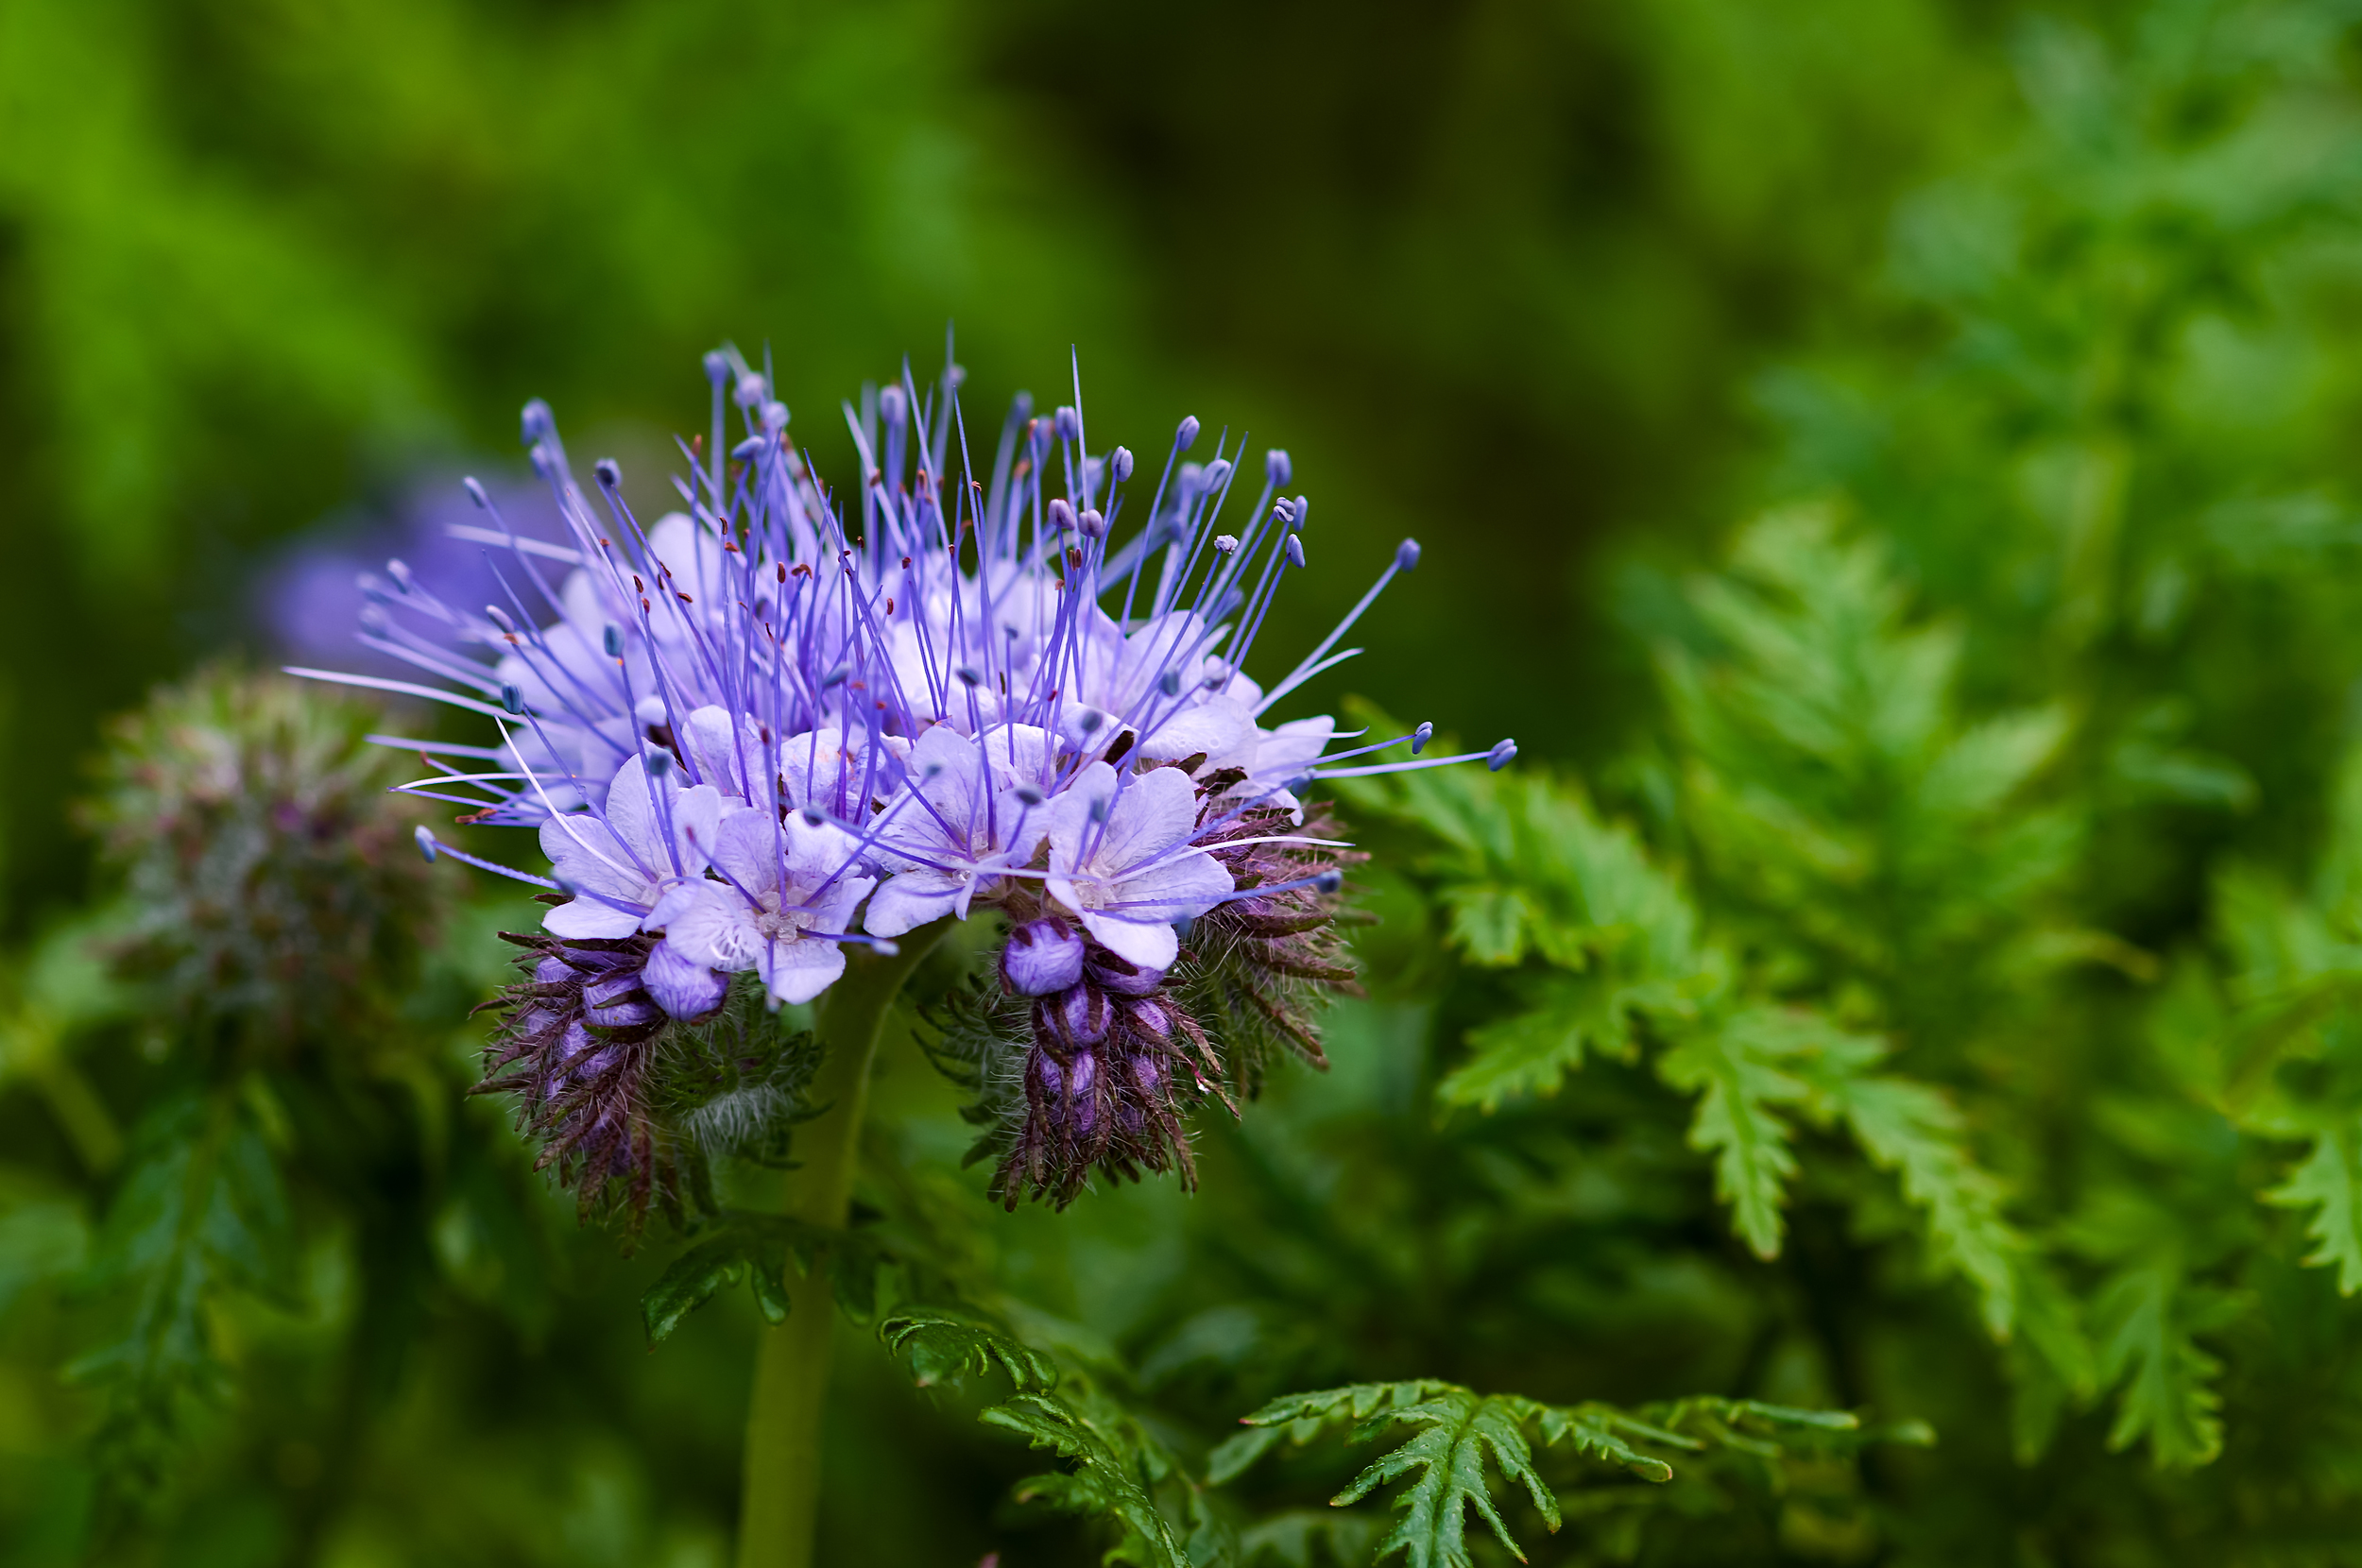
[305,349,1512,1209]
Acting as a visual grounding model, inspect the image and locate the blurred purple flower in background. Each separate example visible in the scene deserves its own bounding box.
[262,472,572,674]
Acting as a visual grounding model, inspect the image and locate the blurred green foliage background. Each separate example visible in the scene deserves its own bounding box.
[17,0,2362,1564]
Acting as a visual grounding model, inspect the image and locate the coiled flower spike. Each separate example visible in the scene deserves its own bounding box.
[304,347,1514,1212]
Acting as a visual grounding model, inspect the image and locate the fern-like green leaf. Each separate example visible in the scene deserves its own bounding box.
[879,1309,1058,1391]
[641,1213,886,1343]
[1439,972,1636,1111]
[1442,885,1533,967]
[1331,1388,1558,1568]
[987,1391,1192,1568]
[1656,1010,1814,1258]
[68,1089,297,1492]
[2268,1125,2362,1295]
[1914,706,2072,822]
[2095,1264,2226,1469]
[1224,1380,1892,1568]
[1822,1071,2023,1335]
[880,1310,1207,1562]
[1239,1508,1379,1568]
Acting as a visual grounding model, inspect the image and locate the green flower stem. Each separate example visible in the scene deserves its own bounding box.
[736,919,952,1568]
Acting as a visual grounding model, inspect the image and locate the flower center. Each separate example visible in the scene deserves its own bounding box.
[753,893,815,941]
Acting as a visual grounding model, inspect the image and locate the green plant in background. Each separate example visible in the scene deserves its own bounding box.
[14,0,2362,1565]
[3,673,480,1556]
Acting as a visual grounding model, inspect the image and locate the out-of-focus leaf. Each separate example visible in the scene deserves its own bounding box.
[67,1090,298,1491]
[2095,1265,2227,1470]
[2267,1125,2362,1295]
[1657,1012,1814,1259]
[641,1212,886,1343]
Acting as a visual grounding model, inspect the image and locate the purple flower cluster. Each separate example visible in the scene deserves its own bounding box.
[305,349,1510,1206]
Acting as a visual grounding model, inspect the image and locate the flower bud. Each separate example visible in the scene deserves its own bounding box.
[644,940,727,1020]
[1029,1046,1065,1103]
[1086,949,1165,997]
[1127,997,1172,1041]
[1001,918,1086,996]
[558,1018,600,1065]
[1047,984,1112,1048]
[585,971,660,1029]
[1067,1048,1100,1132]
